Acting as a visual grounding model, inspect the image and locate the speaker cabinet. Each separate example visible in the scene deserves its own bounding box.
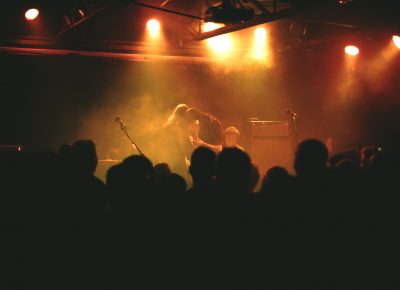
[250,121,292,177]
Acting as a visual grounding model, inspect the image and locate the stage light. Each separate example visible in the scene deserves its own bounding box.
[147,19,160,37]
[253,28,268,60]
[203,22,223,33]
[254,28,267,41]
[392,35,400,49]
[208,34,232,54]
[25,8,39,21]
[345,45,359,56]
[203,22,232,55]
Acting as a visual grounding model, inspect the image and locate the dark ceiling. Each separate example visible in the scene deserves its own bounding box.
[1,0,400,59]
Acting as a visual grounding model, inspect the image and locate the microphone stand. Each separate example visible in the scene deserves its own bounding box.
[116,118,145,156]
[291,114,299,147]
[286,110,299,173]
[286,111,299,147]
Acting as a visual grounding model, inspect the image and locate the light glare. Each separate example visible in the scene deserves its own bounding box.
[345,45,359,56]
[253,27,268,60]
[203,22,222,33]
[392,35,400,49]
[203,22,232,56]
[208,35,232,54]
[147,19,160,37]
[254,28,267,41]
[25,8,39,21]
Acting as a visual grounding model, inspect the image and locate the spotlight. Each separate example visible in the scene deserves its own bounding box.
[147,19,160,37]
[25,8,39,21]
[338,0,352,4]
[203,22,224,33]
[203,23,232,55]
[254,28,267,41]
[392,35,400,49]
[345,45,359,56]
[253,27,268,60]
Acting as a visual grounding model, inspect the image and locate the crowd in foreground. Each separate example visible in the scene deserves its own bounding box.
[1,139,400,289]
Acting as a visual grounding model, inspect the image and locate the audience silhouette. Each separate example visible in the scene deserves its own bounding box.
[1,138,399,289]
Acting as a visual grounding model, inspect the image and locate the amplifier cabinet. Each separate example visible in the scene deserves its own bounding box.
[250,121,292,177]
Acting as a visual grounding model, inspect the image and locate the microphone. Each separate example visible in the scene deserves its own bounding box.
[286,109,297,118]
[115,117,127,129]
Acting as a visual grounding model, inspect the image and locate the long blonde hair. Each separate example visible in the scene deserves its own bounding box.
[165,103,189,127]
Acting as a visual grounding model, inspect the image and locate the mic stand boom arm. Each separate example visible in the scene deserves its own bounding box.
[116,118,145,156]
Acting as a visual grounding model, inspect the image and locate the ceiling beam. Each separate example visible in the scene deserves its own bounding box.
[59,0,124,37]
[194,7,297,40]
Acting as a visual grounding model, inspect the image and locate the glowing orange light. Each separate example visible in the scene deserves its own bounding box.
[147,19,160,37]
[25,8,39,21]
[252,27,268,60]
[345,45,359,56]
[203,22,232,56]
[254,28,267,41]
[203,22,222,33]
[392,35,400,49]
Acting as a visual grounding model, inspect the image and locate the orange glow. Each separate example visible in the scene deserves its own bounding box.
[253,27,268,60]
[345,45,359,56]
[147,19,160,38]
[254,28,267,41]
[208,35,232,54]
[392,35,400,49]
[340,45,359,102]
[25,8,39,21]
[203,22,223,33]
[203,22,233,56]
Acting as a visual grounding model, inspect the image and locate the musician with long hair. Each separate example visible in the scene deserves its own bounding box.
[162,104,224,181]
[162,104,193,180]
[185,107,224,154]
